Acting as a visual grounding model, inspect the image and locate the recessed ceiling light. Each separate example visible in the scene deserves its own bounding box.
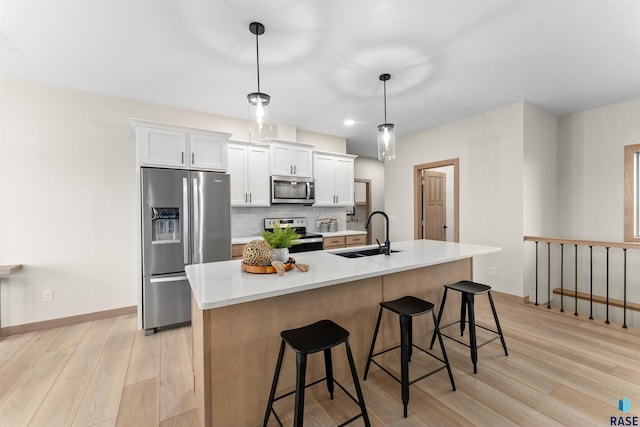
[343,119,355,126]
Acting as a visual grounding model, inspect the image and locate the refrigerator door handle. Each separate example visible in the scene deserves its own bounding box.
[183,177,189,265]
[192,177,200,264]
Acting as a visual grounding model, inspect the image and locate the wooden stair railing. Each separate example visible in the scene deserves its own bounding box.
[524,236,640,328]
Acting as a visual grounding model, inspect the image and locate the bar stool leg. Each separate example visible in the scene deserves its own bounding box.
[488,291,509,356]
[323,348,335,399]
[364,307,383,380]
[429,288,448,349]
[432,310,456,391]
[264,340,286,427]
[345,340,371,427]
[460,295,467,336]
[466,294,478,374]
[408,316,413,362]
[293,353,307,427]
[400,314,411,418]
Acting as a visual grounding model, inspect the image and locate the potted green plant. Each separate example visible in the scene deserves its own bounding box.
[261,221,301,262]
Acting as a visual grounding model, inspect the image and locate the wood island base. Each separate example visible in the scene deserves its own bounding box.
[191,258,471,427]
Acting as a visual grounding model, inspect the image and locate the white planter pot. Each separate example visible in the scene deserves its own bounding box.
[272,248,289,263]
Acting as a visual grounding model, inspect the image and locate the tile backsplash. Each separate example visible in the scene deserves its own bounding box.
[232,206,348,237]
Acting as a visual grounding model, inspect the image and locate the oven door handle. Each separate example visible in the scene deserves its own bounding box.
[295,237,324,244]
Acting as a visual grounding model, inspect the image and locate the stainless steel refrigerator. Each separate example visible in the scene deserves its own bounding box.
[141,167,231,335]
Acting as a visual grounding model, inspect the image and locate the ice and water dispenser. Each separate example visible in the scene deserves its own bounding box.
[151,207,180,243]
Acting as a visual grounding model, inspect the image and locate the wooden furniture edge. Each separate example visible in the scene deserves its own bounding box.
[0,305,137,338]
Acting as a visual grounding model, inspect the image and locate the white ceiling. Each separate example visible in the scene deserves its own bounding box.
[1,0,639,158]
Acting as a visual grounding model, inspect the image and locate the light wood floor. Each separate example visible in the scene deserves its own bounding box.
[1,298,639,426]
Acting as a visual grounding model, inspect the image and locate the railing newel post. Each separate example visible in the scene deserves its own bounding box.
[589,245,593,320]
[605,247,610,325]
[574,244,578,317]
[560,243,564,312]
[623,248,628,329]
[547,242,551,309]
[535,241,539,306]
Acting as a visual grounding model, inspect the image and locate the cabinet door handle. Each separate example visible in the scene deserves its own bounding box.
[181,152,184,164]
[290,165,293,174]
[245,193,248,202]
[294,165,297,174]
[249,193,252,203]
[192,152,195,164]
[336,195,339,203]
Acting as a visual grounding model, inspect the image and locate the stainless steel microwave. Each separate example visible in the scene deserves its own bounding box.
[271,175,315,205]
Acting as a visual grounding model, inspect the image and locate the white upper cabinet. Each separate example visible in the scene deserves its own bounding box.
[139,126,187,167]
[269,140,314,177]
[189,132,228,171]
[132,120,231,171]
[313,152,357,207]
[228,142,270,207]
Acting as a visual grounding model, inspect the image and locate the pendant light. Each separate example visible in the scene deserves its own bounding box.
[247,22,271,143]
[377,73,396,161]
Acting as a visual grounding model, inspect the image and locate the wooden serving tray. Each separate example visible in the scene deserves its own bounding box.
[241,259,294,274]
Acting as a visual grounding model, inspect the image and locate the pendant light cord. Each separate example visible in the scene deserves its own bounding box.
[255,32,261,93]
[383,79,387,123]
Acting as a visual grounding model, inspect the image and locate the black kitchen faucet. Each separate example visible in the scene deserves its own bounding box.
[365,211,391,255]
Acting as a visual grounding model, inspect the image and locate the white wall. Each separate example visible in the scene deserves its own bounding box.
[385,102,525,296]
[554,98,640,316]
[297,130,346,154]
[354,157,385,243]
[557,98,640,241]
[522,104,558,302]
[0,76,347,327]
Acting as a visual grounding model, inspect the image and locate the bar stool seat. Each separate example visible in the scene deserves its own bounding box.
[263,319,370,427]
[363,296,456,418]
[430,280,508,373]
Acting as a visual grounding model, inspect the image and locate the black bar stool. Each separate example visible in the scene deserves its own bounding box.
[263,319,371,427]
[363,296,456,418]
[430,280,508,373]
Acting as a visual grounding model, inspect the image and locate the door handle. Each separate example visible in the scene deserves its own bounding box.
[249,193,252,203]
[192,177,200,263]
[182,177,189,264]
[192,152,195,164]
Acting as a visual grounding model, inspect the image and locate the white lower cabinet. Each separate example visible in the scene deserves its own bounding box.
[228,143,270,207]
[313,152,356,207]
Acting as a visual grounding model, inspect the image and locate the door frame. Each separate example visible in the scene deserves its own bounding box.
[413,158,459,242]
[354,178,372,244]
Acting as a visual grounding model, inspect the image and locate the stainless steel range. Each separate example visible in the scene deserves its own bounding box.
[263,217,323,253]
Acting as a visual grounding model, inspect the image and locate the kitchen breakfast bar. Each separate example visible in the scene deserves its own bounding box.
[186,240,500,426]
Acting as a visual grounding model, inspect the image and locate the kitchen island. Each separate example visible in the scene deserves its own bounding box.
[186,239,500,427]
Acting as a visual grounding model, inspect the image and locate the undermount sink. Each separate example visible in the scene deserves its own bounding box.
[333,248,400,258]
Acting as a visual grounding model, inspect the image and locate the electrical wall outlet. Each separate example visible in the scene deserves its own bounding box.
[42,289,53,302]
[489,267,497,277]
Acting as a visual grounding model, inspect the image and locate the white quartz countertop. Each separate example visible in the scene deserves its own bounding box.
[186,240,501,310]
[231,229,366,244]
